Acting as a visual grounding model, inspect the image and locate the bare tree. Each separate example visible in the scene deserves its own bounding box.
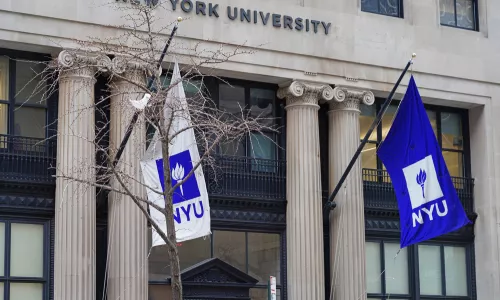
[14,1,277,299]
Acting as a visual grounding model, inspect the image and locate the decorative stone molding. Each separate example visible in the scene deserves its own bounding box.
[110,56,157,84]
[329,86,375,112]
[57,50,112,74]
[277,80,334,108]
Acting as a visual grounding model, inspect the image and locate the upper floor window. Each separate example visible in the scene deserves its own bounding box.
[0,56,48,141]
[361,0,403,18]
[360,102,468,178]
[366,240,473,299]
[440,0,478,30]
[217,83,279,164]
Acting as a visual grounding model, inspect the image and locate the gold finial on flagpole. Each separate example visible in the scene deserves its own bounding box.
[177,16,183,22]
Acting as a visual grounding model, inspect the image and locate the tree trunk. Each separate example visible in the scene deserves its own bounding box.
[159,115,183,300]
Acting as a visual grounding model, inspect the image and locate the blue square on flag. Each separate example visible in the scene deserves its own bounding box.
[155,150,201,204]
[377,75,470,248]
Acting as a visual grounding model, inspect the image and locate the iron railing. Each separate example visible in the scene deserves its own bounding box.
[203,155,286,200]
[363,168,475,213]
[0,136,287,200]
[0,134,57,184]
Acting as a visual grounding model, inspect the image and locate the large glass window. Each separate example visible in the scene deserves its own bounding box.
[0,220,48,300]
[218,82,279,168]
[361,0,403,18]
[0,56,48,141]
[418,244,469,297]
[148,229,282,299]
[360,103,467,178]
[366,240,472,299]
[440,0,478,30]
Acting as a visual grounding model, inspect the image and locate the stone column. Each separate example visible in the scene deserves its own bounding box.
[107,57,149,300]
[328,86,374,300]
[277,81,334,300]
[54,50,110,300]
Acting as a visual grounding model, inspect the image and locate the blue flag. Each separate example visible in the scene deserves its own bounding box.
[377,75,470,248]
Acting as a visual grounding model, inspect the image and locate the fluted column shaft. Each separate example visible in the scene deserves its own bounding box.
[278,81,333,300]
[107,58,148,300]
[328,87,374,300]
[54,51,105,300]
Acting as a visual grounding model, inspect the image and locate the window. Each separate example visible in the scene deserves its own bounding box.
[218,82,279,169]
[360,103,468,178]
[366,240,410,299]
[145,74,205,147]
[440,0,478,30]
[0,57,48,139]
[0,220,49,300]
[361,0,403,18]
[418,244,469,297]
[366,240,473,299]
[148,230,282,299]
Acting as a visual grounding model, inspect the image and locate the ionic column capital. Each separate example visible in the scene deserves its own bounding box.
[277,80,334,109]
[56,50,112,80]
[110,56,158,84]
[329,86,375,112]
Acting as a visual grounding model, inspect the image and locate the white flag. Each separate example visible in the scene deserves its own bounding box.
[140,61,211,246]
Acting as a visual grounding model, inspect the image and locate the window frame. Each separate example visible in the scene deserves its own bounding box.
[366,238,413,299]
[0,49,51,140]
[0,217,51,300]
[439,0,479,31]
[415,242,474,299]
[365,238,475,300]
[360,0,404,19]
[148,228,285,298]
[204,77,283,160]
[360,100,471,178]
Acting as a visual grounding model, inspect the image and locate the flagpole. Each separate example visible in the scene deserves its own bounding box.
[112,18,182,168]
[324,53,416,212]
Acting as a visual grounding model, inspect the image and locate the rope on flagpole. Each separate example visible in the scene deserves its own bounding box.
[323,53,416,213]
[112,17,183,169]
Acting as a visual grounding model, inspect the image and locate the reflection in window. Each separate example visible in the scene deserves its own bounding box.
[15,60,47,106]
[219,84,245,116]
[440,0,477,30]
[217,83,279,162]
[361,0,402,17]
[247,232,280,284]
[250,88,274,126]
[214,231,246,272]
[148,229,282,298]
[148,232,211,280]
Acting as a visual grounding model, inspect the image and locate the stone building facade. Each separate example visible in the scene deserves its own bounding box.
[0,0,498,299]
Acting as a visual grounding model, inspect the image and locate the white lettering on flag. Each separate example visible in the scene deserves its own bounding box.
[140,61,211,245]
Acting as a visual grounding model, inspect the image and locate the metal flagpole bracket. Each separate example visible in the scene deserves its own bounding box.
[112,17,183,168]
[323,54,416,213]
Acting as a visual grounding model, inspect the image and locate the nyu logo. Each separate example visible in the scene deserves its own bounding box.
[156,150,204,224]
[402,155,448,227]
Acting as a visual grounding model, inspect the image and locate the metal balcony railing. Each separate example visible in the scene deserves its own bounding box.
[0,134,57,184]
[203,155,286,200]
[363,168,475,213]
